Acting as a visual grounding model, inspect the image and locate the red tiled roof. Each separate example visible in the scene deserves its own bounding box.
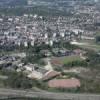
[43,71,61,81]
[48,79,80,88]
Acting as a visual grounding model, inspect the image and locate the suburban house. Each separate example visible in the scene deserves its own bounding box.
[42,70,61,81]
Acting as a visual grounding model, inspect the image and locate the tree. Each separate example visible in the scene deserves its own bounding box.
[95,35,100,43]
[5,72,32,89]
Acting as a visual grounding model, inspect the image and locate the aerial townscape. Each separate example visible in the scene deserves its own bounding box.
[0,0,100,100]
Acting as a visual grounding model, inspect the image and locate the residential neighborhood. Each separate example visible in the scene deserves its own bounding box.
[0,0,100,98]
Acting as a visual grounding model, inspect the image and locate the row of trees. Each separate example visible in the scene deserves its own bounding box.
[0,68,48,89]
[5,97,56,100]
[5,72,33,89]
[0,6,73,16]
[86,50,100,67]
[95,35,100,43]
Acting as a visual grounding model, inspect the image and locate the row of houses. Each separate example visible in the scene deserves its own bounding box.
[0,11,97,48]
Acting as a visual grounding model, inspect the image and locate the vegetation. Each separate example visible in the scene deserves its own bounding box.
[63,60,88,68]
[0,38,100,93]
[95,35,100,43]
[86,50,100,67]
[22,54,44,64]
[1,97,58,100]
[62,50,100,68]
[53,41,80,50]
[0,70,47,89]
[0,0,27,7]
[61,56,82,64]
[5,72,33,89]
[0,6,73,16]
[48,87,80,93]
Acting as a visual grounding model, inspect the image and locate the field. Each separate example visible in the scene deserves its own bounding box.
[79,44,100,51]
[51,55,82,66]
[73,40,100,51]
[59,55,82,64]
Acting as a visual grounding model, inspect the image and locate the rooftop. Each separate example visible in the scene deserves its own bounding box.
[48,78,81,88]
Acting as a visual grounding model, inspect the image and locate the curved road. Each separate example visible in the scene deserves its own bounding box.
[0,88,100,100]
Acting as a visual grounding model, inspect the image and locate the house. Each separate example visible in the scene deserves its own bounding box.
[48,78,81,89]
[42,70,61,81]
[28,71,43,79]
[24,64,35,72]
[40,50,52,57]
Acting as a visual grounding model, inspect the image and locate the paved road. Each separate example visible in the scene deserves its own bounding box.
[0,88,100,100]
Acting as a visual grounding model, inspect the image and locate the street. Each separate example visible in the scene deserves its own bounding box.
[0,88,100,100]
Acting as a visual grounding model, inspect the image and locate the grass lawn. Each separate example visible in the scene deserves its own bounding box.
[78,40,100,51]
[79,44,100,51]
[76,39,100,51]
[59,55,82,64]
[51,55,82,66]
[0,50,21,55]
